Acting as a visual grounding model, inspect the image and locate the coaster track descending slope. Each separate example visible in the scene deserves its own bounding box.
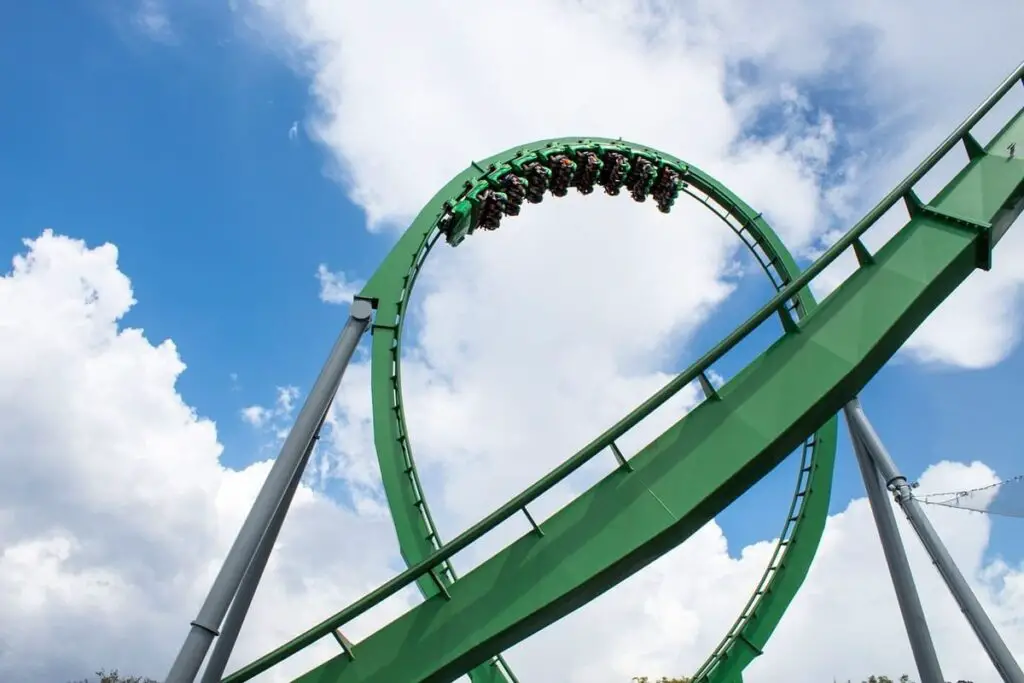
[222,63,1023,683]
[358,136,840,683]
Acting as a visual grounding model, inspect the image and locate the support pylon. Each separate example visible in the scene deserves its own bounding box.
[847,398,1024,683]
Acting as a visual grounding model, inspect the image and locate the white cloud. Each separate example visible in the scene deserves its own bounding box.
[241,404,271,427]
[315,264,363,305]
[235,0,1024,680]
[134,0,175,44]
[243,0,1024,370]
[243,386,299,426]
[0,232,408,683]
[7,1,1024,683]
[0,230,1022,683]
[243,386,303,448]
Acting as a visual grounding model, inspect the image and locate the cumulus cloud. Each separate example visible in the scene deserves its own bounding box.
[0,230,1022,682]
[0,232,407,683]
[238,0,1024,537]
[233,0,1024,680]
[239,0,1024,373]
[7,1,1024,683]
[242,385,301,444]
[315,264,364,305]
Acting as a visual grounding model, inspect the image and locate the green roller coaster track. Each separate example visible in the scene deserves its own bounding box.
[223,62,1023,683]
[358,136,839,683]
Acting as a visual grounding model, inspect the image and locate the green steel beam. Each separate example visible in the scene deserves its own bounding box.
[223,60,1023,683]
[288,181,1018,683]
[289,112,1020,682]
[355,138,836,683]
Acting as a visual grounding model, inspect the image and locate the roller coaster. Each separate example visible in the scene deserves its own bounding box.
[164,61,1024,683]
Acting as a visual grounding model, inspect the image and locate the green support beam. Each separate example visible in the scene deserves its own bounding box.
[221,61,1022,683]
[281,104,1023,683]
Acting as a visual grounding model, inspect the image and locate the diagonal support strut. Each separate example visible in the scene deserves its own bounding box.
[165,299,374,683]
[847,398,1024,683]
[844,402,944,683]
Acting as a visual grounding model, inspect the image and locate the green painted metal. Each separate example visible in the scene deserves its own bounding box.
[351,137,836,683]
[223,61,1023,683]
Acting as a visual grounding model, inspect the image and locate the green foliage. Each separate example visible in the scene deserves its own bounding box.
[68,670,159,683]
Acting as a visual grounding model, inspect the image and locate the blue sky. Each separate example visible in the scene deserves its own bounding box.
[2,2,1021,558]
[1,5,1022,681]
[0,3,387,463]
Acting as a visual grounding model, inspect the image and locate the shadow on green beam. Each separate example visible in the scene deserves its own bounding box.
[291,213,995,683]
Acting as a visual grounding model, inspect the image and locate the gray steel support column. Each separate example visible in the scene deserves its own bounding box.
[165,299,373,683]
[847,398,1024,683]
[198,411,328,683]
[844,404,944,683]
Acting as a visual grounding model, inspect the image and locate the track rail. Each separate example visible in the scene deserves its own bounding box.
[222,60,1023,683]
[224,134,839,682]
[362,139,837,683]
